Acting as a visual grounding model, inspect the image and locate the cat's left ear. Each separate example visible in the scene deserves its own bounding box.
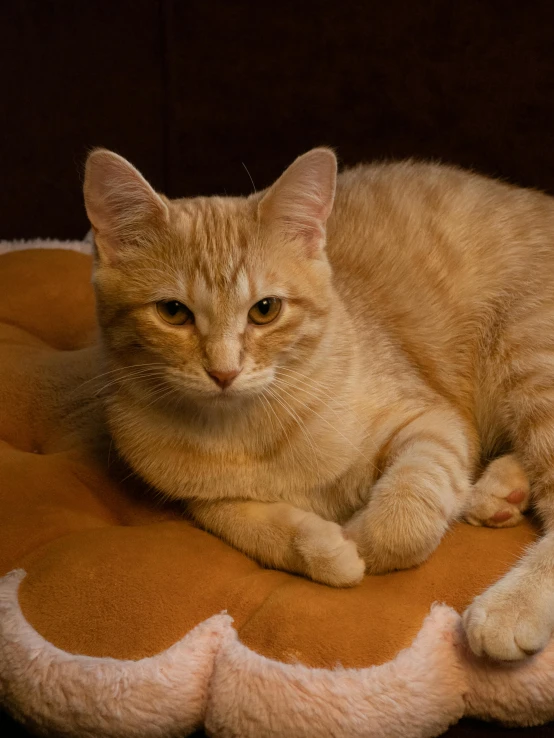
[259,148,337,257]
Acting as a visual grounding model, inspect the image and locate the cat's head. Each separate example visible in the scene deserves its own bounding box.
[84,147,338,408]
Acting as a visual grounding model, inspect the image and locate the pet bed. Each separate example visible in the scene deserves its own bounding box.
[1,244,553,738]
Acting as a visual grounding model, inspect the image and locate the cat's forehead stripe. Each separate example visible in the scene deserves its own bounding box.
[189,252,249,292]
[192,264,251,313]
[181,200,252,291]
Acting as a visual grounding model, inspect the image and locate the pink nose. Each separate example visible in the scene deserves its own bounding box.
[207,368,241,389]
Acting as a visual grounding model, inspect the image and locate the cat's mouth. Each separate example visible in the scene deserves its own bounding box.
[206,385,256,402]
[200,380,271,405]
[150,368,274,406]
[208,386,239,398]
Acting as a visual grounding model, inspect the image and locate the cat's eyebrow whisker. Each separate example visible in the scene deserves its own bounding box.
[242,162,257,194]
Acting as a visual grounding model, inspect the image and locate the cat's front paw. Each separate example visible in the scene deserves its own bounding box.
[343,505,446,575]
[464,455,530,528]
[463,578,554,661]
[294,514,365,587]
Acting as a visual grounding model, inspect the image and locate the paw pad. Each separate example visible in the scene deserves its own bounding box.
[465,456,530,529]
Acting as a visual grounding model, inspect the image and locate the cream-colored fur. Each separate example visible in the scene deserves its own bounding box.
[85,148,554,662]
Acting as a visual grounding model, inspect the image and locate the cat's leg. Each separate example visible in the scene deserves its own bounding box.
[463,527,554,660]
[187,498,365,587]
[463,357,554,660]
[343,403,476,574]
[464,454,530,528]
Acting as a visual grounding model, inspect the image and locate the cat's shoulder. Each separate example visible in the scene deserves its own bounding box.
[334,158,549,213]
[338,157,484,188]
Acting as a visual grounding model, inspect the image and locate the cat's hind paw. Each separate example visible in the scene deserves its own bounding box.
[464,454,530,528]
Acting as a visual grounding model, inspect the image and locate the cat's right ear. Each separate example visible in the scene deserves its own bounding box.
[258,148,337,258]
[84,149,168,264]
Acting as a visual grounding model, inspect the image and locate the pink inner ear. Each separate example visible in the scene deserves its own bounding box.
[84,150,169,263]
[260,148,337,256]
[92,229,122,266]
[281,216,326,256]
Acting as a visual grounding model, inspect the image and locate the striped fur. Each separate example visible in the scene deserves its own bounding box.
[85,148,554,661]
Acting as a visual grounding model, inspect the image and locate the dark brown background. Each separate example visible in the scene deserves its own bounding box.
[4,0,554,239]
[2,1,554,736]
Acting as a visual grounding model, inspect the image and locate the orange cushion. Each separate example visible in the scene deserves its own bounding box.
[0,249,537,668]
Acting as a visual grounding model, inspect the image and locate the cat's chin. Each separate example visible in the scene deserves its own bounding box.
[194,386,263,407]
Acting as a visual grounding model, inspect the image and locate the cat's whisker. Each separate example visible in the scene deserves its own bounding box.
[276,365,342,389]
[93,370,171,397]
[257,391,276,434]
[273,380,380,475]
[275,367,357,415]
[138,385,181,413]
[276,367,365,421]
[267,385,328,482]
[73,362,168,393]
[242,162,257,194]
[275,368,380,455]
[81,371,169,397]
[131,382,174,401]
[93,370,169,393]
[275,370,352,416]
[264,386,323,484]
[266,389,319,481]
[105,368,170,383]
[260,389,297,462]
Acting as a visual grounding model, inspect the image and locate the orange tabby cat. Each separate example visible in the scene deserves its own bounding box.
[85,147,554,663]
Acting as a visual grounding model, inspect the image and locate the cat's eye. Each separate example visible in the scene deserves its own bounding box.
[248,297,282,325]
[156,300,194,326]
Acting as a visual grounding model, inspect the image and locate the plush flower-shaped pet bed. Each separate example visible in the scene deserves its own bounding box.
[1,244,554,738]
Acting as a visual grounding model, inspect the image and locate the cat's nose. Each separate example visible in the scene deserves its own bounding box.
[207,368,242,390]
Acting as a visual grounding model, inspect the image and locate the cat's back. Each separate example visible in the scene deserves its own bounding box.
[326,160,554,407]
[328,159,554,321]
